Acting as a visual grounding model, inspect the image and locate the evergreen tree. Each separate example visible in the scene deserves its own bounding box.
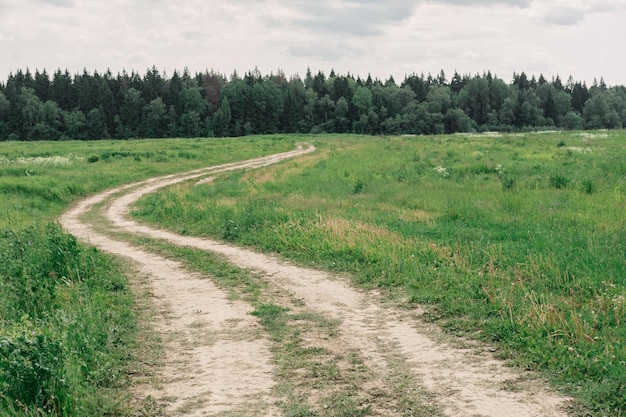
[201,71,225,113]
[142,66,166,103]
[402,73,430,102]
[312,71,328,98]
[450,71,465,94]
[50,69,75,110]
[459,76,490,126]
[281,84,305,133]
[33,69,51,102]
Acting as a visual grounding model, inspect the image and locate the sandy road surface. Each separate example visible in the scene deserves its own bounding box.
[60,144,572,416]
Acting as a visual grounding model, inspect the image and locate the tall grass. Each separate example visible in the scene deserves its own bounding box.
[0,136,296,416]
[0,223,135,416]
[134,131,626,415]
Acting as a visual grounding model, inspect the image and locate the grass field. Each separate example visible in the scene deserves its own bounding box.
[131,131,626,416]
[0,136,296,416]
[1,131,624,416]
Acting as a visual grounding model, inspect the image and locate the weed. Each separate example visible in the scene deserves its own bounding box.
[321,392,371,416]
[582,179,596,194]
[250,303,289,324]
[550,174,570,189]
[0,324,67,414]
[223,219,240,240]
[353,179,365,194]
[283,403,319,417]
[501,176,516,191]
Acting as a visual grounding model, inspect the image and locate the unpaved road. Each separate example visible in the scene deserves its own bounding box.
[60,144,572,417]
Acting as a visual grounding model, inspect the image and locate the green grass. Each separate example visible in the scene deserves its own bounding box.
[0,136,297,416]
[0,136,297,224]
[3,132,624,415]
[132,131,626,416]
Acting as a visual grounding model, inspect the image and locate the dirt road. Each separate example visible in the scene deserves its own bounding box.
[60,144,572,416]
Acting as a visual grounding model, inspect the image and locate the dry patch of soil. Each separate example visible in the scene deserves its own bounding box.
[61,144,572,417]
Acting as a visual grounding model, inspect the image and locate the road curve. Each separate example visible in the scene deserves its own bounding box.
[60,143,572,417]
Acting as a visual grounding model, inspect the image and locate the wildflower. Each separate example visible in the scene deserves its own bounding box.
[566,147,592,154]
[433,165,449,177]
[6,154,83,166]
[579,132,608,139]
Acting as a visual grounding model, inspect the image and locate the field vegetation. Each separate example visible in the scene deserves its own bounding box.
[0,136,295,416]
[1,131,624,416]
[132,131,626,416]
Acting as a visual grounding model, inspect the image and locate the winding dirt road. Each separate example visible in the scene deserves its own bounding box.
[60,144,572,417]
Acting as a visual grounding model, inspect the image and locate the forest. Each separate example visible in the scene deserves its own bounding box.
[1,66,625,141]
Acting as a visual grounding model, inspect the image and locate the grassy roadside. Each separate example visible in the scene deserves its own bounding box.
[0,136,296,416]
[132,131,626,416]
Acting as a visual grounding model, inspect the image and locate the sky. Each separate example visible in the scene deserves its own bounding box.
[1,0,625,86]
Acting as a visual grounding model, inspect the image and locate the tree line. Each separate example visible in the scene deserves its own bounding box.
[0,66,625,141]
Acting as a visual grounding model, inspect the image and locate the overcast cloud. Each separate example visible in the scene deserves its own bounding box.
[0,0,624,85]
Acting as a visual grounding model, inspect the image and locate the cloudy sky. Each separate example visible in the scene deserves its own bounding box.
[1,0,625,86]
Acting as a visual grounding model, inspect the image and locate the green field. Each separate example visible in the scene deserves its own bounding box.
[133,131,626,415]
[0,136,296,416]
[1,131,625,416]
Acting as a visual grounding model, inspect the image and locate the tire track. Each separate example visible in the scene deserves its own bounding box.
[60,145,315,416]
[61,143,572,417]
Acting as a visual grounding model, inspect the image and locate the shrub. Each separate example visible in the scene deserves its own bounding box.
[549,174,570,189]
[581,179,596,194]
[0,324,69,415]
[309,125,322,134]
[352,179,365,194]
[501,176,516,191]
[222,219,240,240]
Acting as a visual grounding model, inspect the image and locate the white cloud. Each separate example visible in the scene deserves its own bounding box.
[0,32,15,42]
[286,41,364,61]
[0,0,624,86]
[587,0,621,13]
[181,31,213,42]
[432,0,530,6]
[281,1,420,36]
[38,0,74,7]
[542,6,586,25]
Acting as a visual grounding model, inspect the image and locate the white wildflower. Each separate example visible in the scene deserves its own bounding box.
[566,147,592,154]
[578,132,608,139]
[466,132,503,138]
[3,154,83,166]
[433,166,449,177]
[530,130,560,135]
